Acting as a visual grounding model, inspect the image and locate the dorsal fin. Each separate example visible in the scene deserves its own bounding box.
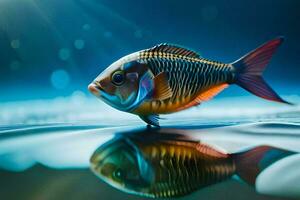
[149,43,201,58]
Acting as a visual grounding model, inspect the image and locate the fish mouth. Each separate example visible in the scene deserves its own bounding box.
[88,82,103,96]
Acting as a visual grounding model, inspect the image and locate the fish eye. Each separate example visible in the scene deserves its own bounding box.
[111,71,125,86]
[113,168,125,180]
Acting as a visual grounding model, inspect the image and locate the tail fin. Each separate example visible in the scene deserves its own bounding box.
[232,145,295,185]
[232,37,292,105]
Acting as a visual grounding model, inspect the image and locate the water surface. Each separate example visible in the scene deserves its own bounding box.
[0,96,299,199]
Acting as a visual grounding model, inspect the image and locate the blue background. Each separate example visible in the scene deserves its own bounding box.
[1,0,299,102]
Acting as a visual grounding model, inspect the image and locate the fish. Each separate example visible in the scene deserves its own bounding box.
[90,129,295,198]
[88,37,291,126]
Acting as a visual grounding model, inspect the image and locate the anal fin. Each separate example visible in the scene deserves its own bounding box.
[196,83,228,101]
[178,83,228,111]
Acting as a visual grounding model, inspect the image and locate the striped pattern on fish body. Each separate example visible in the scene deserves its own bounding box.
[89,38,289,126]
[138,141,236,198]
[133,45,235,115]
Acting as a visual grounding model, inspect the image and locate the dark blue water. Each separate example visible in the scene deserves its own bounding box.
[0,0,299,102]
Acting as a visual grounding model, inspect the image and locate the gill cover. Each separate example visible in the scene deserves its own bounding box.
[124,70,155,111]
[125,138,155,184]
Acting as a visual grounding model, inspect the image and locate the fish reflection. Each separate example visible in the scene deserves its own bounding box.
[90,129,295,198]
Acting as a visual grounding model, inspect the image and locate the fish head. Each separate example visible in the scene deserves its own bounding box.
[88,52,154,111]
[90,137,153,195]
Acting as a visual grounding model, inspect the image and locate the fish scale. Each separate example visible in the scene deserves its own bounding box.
[140,52,232,112]
[139,142,236,198]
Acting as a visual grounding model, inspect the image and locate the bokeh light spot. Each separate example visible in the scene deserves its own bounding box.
[74,39,85,50]
[104,31,112,38]
[58,48,71,61]
[82,24,91,31]
[50,69,70,90]
[11,40,20,49]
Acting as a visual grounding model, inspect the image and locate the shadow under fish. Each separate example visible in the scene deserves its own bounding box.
[90,128,296,198]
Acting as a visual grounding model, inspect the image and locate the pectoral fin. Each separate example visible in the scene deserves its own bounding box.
[126,71,154,111]
[139,115,160,127]
[152,72,173,101]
